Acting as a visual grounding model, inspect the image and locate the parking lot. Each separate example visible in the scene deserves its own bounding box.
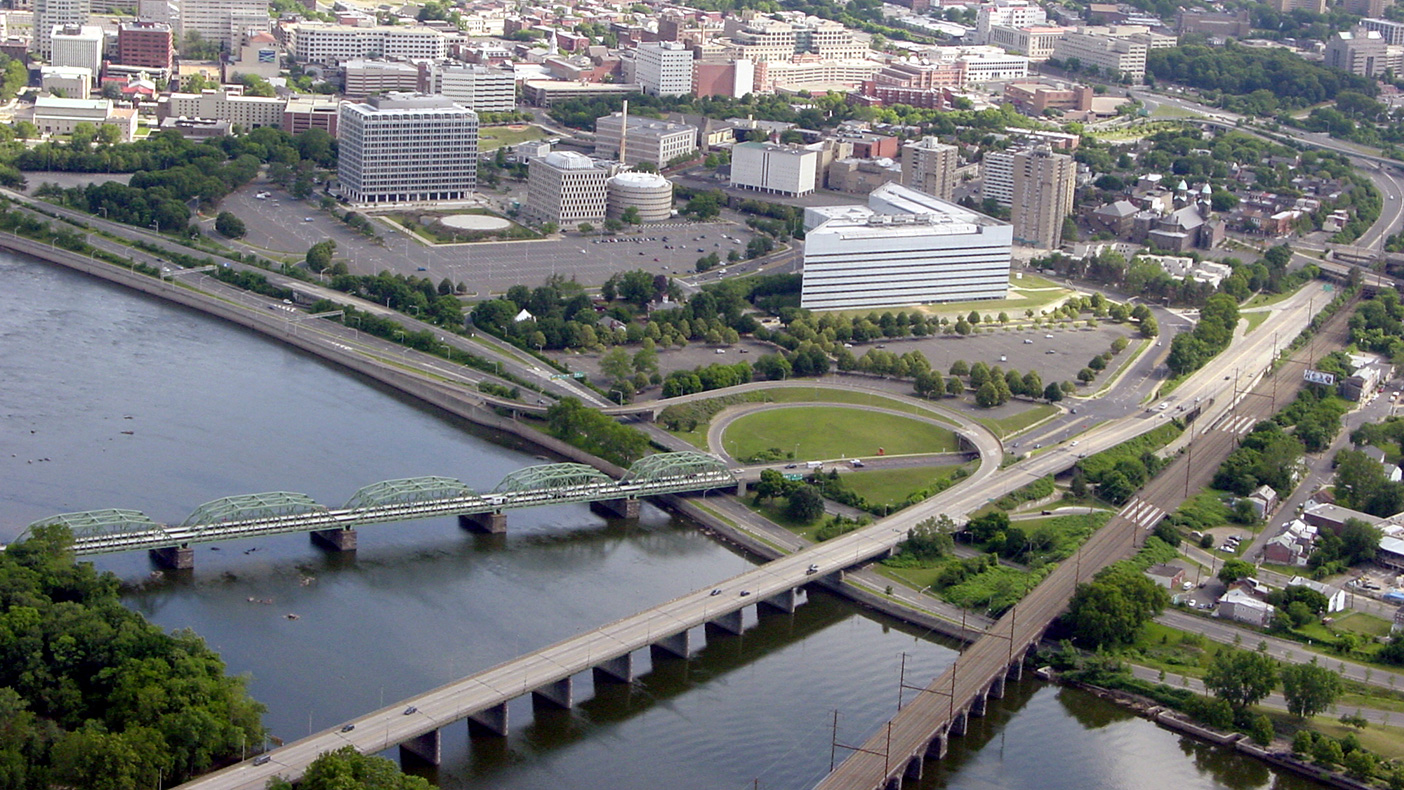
[214,181,767,296]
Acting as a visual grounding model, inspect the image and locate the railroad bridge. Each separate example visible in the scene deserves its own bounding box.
[11,451,738,569]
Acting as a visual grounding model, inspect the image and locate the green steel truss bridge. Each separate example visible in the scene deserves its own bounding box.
[12,452,736,558]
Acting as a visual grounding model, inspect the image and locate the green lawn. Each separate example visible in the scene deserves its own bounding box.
[722,406,957,461]
[477,124,548,151]
[761,387,958,425]
[1243,311,1269,335]
[842,464,964,508]
[976,403,1059,438]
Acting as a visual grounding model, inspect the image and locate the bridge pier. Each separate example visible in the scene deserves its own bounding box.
[706,609,744,636]
[759,588,798,614]
[970,689,988,718]
[650,630,691,660]
[989,673,1006,700]
[532,677,573,710]
[310,528,357,552]
[925,732,948,761]
[734,480,747,497]
[593,653,634,685]
[149,545,194,570]
[468,702,509,738]
[883,777,901,790]
[399,729,441,765]
[903,755,924,782]
[590,498,639,519]
[949,709,967,737]
[459,511,506,534]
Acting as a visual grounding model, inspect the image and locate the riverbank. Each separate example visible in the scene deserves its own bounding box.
[1,232,990,648]
[1073,679,1381,790]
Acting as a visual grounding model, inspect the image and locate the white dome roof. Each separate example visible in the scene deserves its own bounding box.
[609,171,669,189]
[542,151,595,170]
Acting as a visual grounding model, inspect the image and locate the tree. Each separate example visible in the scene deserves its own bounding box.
[753,469,788,503]
[214,211,246,239]
[621,206,641,225]
[1281,662,1343,719]
[577,222,594,234]
[305,239,335,272]
[1218,558,1255,584]
[1339,518,1382,565]
[786,485,826,523]
[1043,382,1064,402]
[946,376,965,397]
[599,347,632,383]
[1204,648,1278,712]
[1249,715,1274,746]
[1063,568,1168,647]
[975,381,1001,408]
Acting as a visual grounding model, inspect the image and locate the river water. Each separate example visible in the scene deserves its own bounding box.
[0,252,1323,790]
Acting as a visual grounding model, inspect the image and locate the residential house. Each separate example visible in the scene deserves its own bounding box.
[1286,576,1347,612]
[1216,587,1275,627]
[1144,563,1187,590]
[1247,484,1278,519]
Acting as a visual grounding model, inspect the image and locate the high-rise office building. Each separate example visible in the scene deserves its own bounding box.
[337,92,479,205]
[425,62,516,112]
[179,0,268,49]
[594,113,698,169]
[634,41,694,96]
[116,20,173,69]
[34,0,88,58]
[1010,147,1075,249]
[50,24,103,77]
[525,151,617,225]
[801,182,1011,310]
[900,137,958,201]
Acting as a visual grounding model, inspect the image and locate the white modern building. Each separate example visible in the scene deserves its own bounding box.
[337,92,479,205]
[731,141,819,197]
[981,148,1016,205]
[594,113,698,169]
[50,24,103,76]
[161,87,285,128]
[1050,29,1148,81]
[985,25,1071,61]
[30,96,137,141]
[40,64,92,97]
[635,41,694,97]
[179,0,268,49]
[975,0,1047,42]
[292,24,447,65]
[801,182,1012,310]
[34,0,87,58]
[525,150,617,225]
[426,62,516,113]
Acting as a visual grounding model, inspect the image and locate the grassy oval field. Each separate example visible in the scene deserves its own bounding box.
[721,406,957,462]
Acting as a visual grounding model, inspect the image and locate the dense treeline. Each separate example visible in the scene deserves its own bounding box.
[545,398,649,465]
[0,526,265,789]
[1147,43,1377,108]
[27,128,337,232]
[1165,293,1239,376]
[1349,287,1404,360]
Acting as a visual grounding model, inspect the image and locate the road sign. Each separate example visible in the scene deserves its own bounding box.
[784,473,803,481]
[549,372,587,380]
[1303,369,1335,386]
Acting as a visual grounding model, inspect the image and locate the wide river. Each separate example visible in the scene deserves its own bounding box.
[0,252,1322,790]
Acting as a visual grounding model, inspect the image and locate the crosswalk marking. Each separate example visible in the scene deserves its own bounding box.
[1215,415,1257,435]
[1120,498,1164,530]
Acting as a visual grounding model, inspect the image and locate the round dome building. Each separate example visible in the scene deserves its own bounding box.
[606,171,673,223]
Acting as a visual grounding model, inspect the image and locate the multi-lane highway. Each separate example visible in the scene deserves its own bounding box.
[815,283,1349,790]
[173,278,1329,790]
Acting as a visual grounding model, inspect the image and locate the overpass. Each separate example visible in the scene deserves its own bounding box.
[172,280,1328,790]
[12,452,738,569]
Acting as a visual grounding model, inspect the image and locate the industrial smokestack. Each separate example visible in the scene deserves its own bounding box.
[619,99,628,167]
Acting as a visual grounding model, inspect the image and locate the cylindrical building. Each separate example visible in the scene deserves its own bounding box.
[606,171,673,223]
